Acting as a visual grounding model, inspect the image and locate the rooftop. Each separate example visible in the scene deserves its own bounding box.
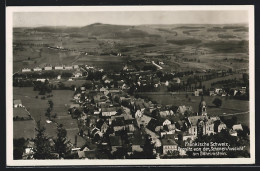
[130,132,145,145]
[112,117,125,127]
[188,116,206,126]
[102,107,120,112]
[161,138,178,146]
[13,108,30,118]
[109,135,122,146]
[13,99,22,105]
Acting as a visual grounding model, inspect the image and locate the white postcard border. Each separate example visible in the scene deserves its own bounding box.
[6,5,255,166]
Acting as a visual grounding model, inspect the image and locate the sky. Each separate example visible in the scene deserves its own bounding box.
[13,11,249,27]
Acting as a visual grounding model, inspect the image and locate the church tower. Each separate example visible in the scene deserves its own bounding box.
[198,96,207,116]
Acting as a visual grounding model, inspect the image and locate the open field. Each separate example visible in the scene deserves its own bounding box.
[222,112,250,127]
[13,87,60,138]
[180,73,243,90]
[50,79,87,88]
[73,55,126,71]
[13,87,48,121]
[13,23,249,73]
[13,87,84,145]
[139,93,249,114]
[142,93,250,127]
[13,108,31,118]
[13,120,36,139]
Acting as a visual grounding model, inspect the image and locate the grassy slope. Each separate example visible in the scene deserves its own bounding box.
[13,87,85,146]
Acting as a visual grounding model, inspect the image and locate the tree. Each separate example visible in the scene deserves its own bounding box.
[151,109,160,119]
[213,98,222,107]
[48,100,54,109]
[58,82,66,89]
[13,138,26,159]
[72,109,81,119]
[156,71,163,78]
[33,120,53,159]
[121,100,129,107]
[52,113,57,119]
[112,148,128,159]
[116,108,123,115]
[143,135,156,159]
[45,107,52,120]
[45,111,51,120]
[54,124,71,157]
[114,96,120,103]
[39,89,46,95]
[242,73,249,85]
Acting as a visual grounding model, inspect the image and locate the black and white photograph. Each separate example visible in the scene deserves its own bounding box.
[6,5,255,166]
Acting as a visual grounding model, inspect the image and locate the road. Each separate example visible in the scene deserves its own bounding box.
[219,111,249,117]
[152,61,163,70]
[13,71,19,76]
[71,54,83,64]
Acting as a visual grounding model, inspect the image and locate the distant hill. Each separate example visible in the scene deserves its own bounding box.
[20,26,79,33]
[79,23,160,39]
[79,23,130,35]
[14,23,162,39]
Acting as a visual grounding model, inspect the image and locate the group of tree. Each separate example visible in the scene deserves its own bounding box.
[13,121,73,160]
[13,79,33,87]
[87,71,104,81]
[33,121,72,159]
[14,71,74,80]
[212,98,222,107]
[13,138,27,159]
[127,135,156,159]
[45,100,54,120]
[68,107,82,119]
[210,78,242,87]
[33,121,54,159]
[220,116,238,129]
[33,80,52,95]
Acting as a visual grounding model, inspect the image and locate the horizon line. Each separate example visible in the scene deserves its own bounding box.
[13,22,248,28]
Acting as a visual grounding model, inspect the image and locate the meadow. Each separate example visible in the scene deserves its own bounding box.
[13,120,36,139]
[13,23,249,74]
[13,87,85,146]
[143,93,249,127]
[139,92,249,117]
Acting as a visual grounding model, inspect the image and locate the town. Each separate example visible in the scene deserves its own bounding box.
[13,59,250,159]
[11,15,251,160]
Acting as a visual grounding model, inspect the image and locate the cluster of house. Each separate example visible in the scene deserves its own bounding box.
[232,87,247,96]
[13,99,23,108]
[21,64,80,72]
[14,58,249,160]
[66,80,244,159]
[14,61,247,159]
[194,87,247,97]
[121,69,181,89]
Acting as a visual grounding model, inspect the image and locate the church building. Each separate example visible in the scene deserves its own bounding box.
[198,96,207,116]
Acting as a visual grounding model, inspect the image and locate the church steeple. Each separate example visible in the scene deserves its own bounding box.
[198,95,207,116]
